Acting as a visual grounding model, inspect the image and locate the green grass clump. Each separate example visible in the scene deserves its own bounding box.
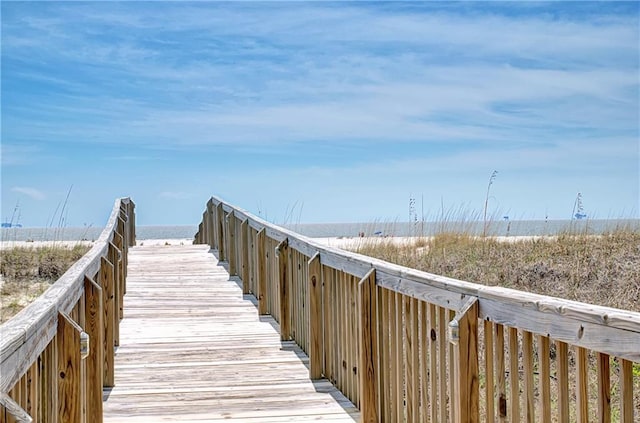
[0,245,90,322]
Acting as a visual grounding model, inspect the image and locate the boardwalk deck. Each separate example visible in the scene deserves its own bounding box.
[103,244,359,422]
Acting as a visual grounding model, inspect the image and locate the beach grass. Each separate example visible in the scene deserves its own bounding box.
[352,229,640,312]
[0,244,90,322]
[351,228,640,419]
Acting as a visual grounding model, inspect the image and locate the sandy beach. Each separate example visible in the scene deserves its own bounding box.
[1,235,552,251]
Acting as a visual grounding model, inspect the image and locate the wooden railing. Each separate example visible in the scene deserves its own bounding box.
[0,198,135,423]
[195,196,639,423]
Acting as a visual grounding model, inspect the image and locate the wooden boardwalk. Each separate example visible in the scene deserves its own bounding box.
[102,244,359,422]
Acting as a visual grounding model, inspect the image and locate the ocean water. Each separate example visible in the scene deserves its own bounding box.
[1,219,638,242]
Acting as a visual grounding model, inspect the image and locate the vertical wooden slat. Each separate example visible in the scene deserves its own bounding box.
[411,298,419,422]
[452,297,479,423]
[404,296,415,422]
[388,289,398,421]
[379,287,390,422]
[576,346,589,422]
[557,341,570,423]
[323,265,334,384]
[429,303,438,423]
[57,312,82,423]
[438,306,447,423]
[240,219,250,294]
[100,256,115,388]
[216,204,225,261]
[78,292,87,423]
[509,327,520,423]
[597,353,610,423]
[485,320,495,422]
[308,253,323,379]
[420,301,429,422]
[358,269,378,423]
[496,324,507,422]
[449,308,456,423]
[26,362,37,421]
[539,335,551,423]
[256,229,267,315]
[347,274,355,402]
[338,271,347,392]
[277,239,290,340]
[227,211,237,276]
[523,331,535,423]
[108,241,121,347]
[620,358,634,423]
[395,292,404,423]
[84,276,103,423]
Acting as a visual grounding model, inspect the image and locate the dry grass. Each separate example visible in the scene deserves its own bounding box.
[0,245,90,323]
[353,229,640,419]
[354,230,640,312]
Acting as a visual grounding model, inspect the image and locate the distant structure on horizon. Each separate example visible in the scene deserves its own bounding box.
[1,222,23,228]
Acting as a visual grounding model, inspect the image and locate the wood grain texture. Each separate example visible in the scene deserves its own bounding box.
[357,270,378,423]
[57,312,82,423]
[102,244,358,422]
[308,253,323,380]
[84,276,104,423]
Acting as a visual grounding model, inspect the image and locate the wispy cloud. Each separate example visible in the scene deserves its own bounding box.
[1,2,638,222]
[11,186,46,200]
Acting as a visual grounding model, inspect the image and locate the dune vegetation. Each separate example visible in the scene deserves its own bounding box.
[0,244,90,323]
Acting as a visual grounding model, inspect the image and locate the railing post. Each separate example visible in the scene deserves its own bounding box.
[128,201,136,246]
[256,228,267,315]
[84,276,103,423]
[240,219,250,294]
[57,312,82,423]
[358,269,378,423]
[276,239,290,341]
[206,199,215,248]
[202,210,208,246]
[228,211,237,275]
[449,297,479,423]
[108,241,121,347]
[216,204,225,261]
[308,252,323,379]
[100,256,115,388]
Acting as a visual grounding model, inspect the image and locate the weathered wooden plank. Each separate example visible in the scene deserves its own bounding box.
[597,352,611,423]
[84,276,103,423]
[277,239,291,341]
[257,229,267,315]
[620,358,634,423]
[241,219,250,294]
[557,341,569,423]
[57,312,82,423]
[308,253,323,380]
[358,269,378,423]
[0,392,32,423]
[452,297,479,423]
[103,244,359,422]
[539,335,551,422]
[100,257,115,388]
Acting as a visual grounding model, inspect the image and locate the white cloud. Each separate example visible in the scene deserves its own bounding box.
[11,187,46,200]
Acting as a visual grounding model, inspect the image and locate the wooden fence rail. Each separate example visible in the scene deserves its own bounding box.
[0,198,135,423]
[195,195,639,423]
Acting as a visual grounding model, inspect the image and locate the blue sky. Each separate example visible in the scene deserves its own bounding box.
[1,1,639,227]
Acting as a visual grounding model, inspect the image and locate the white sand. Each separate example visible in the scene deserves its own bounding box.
[135,238,193,246]
[0,240,96,250]
[0,238,195,250]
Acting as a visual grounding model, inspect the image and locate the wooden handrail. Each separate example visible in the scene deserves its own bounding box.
[195,194,639,422]
[0,198,135,422]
